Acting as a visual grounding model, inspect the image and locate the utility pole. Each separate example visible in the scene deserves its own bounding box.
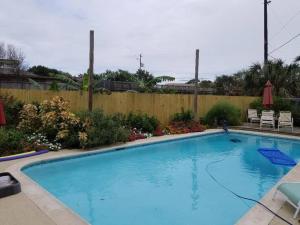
[264,0,271,79]
[139,54,143,70]
[194,49,199,116]
[88,30,94,112]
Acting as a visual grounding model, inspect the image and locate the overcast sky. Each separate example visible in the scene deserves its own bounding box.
[1,0,300,81]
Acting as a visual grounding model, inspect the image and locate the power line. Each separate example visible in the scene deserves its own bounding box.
[269,32,300,54]
[268,54,277,60]
[270,9,300,41]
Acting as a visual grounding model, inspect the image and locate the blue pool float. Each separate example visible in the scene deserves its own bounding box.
[258,148,296,166]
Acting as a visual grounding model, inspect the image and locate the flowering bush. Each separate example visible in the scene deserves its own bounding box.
[25,133,61,151]
[18,104,41,133]
[39,96,81,142]
[167,109,206,134]
[166,121,205,134]
[18,96,83,149]
[153,126,164,136]
[128,128,147,141]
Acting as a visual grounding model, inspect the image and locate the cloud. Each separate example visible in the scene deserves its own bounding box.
[1,0,299,81]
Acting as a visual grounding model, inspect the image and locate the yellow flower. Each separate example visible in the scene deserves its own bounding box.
[56,130,69,140]
[78,132,88,143]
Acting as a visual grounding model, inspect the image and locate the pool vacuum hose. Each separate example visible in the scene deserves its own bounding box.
[205,154,292,225]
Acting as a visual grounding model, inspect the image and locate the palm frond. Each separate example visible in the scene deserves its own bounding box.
[28,78,42,89]
[156,76,175,82]
[49,73,81,90]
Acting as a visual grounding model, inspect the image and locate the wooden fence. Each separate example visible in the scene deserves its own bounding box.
[0,89,258,125]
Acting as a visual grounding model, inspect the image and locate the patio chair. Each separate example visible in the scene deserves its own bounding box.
[273,182,300,218]
[247,109,260,123]
[260,110,275,129]
[278,111,293,132]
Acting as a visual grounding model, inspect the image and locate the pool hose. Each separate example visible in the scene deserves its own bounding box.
[205,154,293,225]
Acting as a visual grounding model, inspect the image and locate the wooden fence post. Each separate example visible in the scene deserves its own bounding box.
[88,30,94,111]
[194,49,199,116]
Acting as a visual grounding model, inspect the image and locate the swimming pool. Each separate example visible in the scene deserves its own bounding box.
[23,132,300,225]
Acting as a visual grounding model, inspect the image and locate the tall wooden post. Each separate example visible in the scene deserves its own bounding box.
[264,0,270,80]
[264,0,268,66]
[139,54,142,70]
[194,49,199,116]
[88,30,94,112]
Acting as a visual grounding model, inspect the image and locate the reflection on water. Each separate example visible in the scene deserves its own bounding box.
[24,133,300,225]
[191,157,199,210]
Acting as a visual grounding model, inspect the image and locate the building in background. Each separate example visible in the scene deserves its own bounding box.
[156,83,216,94]
[0,59,65,90]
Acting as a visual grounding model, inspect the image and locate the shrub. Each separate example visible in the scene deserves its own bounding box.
[126,112,159,133]
[291,103,300,126]
[39,96,81,142]
[167,108,205,134]
[128,128,147,141]
[111,113,127,126]
[153,126,164,136]
[204,101,241,126]
[25,133,62,151]
[171,108,194,122]
[0,128,25,156]
[249,98,264,114]
[272,97,292,113]
[78,110,130,148]
[166,121,205,134]
[0,94,24,128]
[18,96,82,148]
[18,104,42,134]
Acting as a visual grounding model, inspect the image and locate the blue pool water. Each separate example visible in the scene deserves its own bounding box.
[23,132,300,225]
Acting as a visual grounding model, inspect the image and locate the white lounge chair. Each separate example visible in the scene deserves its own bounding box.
[273,182,300,218]
[260,110,275,129]
[278,111,293,132]
[247,109,260,123]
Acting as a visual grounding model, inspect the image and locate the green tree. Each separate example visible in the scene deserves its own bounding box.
[134,69,175,92]
[232,59,300,97]
[28,65,60,76]
[96,70,136,82]
[243,63,265,96]
[215,74,243,95]
[186,79,214,88]
[49,81,59,91]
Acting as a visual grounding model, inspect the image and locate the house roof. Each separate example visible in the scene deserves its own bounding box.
[162,83,194,87]
[0,69,60,81]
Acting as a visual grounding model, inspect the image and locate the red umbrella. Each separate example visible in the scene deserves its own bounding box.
[0,99,6,125]
[263,80,273,109]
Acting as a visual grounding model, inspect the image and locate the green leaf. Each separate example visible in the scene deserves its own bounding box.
[49,73,81,90]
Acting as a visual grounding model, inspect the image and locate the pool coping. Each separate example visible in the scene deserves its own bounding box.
[235,130,300,225]
[4,129,300,225]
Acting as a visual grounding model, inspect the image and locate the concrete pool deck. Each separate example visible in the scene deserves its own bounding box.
[0,129,299,225]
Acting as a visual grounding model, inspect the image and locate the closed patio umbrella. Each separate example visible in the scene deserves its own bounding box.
[263,80,273,109]
[0,99,6,125]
